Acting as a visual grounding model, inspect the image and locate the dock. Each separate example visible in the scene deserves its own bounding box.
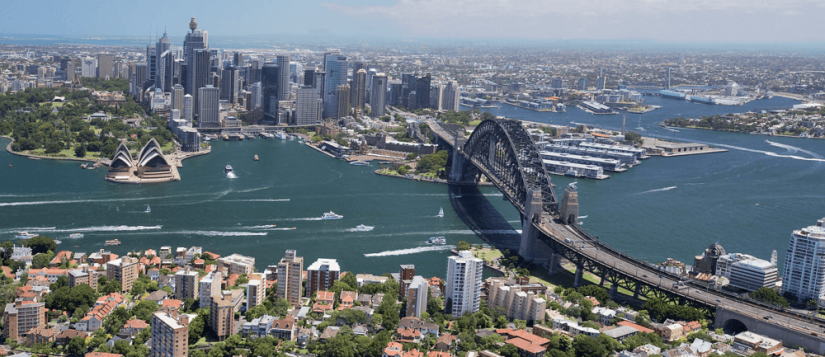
[641,137,728,157]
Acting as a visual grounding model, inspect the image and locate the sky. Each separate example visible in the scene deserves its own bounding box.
[1,0,824,43]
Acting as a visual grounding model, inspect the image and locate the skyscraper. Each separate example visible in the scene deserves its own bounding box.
[261,63,280,121]
[183,94,193,122]
[303,68,316,87]
[666,67,671,89]
[96,54,114,79]
[414,74,431,110]
[190,49,210,117]
[352,69,367,118]
[336,84,351,119]
[155,31,171,85]
[781,218,825,301]
[406,276,429,319]
[171,84,184,112]
[370,73,387,118]
[296,86,323,126]
[233,52,245,67]
[323,52,347,119]
[146,46,157,84]
[133,62,147,96]
[430,83,444,111]
[578,77,587,91]
[220,67,239,103]
[277,250,303,307]
[350,61,365,105]
[445,250,483,317]
[276,55,290,102]
[157,50,173,92]
[198,85,220,128]
[183,18,208,95]
[249,82,261,109]
[442,80,461,112]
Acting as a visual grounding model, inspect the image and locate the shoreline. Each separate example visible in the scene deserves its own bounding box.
[659,125,824,140]
[2,136,99,163]
[374,169,496,187]
[502,102,555,112]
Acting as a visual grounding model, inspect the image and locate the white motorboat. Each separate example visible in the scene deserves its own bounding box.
[321,211,343,220]
[16,232,37,239]
[353,224,374,232]
[275,132,288,140]
[69,233,84,239]
[350,161,369,166]
[427,236,446,245]
[436,207,444,218]
[54,240,62,245]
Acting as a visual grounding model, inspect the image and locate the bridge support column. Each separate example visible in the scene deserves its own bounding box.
[573,264,584,288]
[449,135,466,182]
[633,285,641,299]
[609,285,618,301]
[519,187,552,264]
[599,271,606,286]
[546,253,563,274]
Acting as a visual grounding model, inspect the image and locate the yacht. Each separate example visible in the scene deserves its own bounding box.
[353,224,374,232]
[321,211,344,220]
[350,161,369,166]
[225,165,234,174]
[104,239,121,246]
[54,240,62,245]
[565,168,577,177]
[428,236,446,245]
[145,205,151,213]
[16,232,37,239]
[436,207,444,218]
[69,233,84,239]
[275,132,288,140]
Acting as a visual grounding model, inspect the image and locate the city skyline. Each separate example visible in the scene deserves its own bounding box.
[0,0,824,43]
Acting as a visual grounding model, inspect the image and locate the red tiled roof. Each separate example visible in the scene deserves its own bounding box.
[384,342,403,357]
[508,338,546,354]
[86,353,124,357]
[507,329,550,346]
[162,299,182,309]
[618,321,654,334]
[428,352,451,357]
[402,349,424,357]
[316,290,335,302]
[124,319,149,329]
[227,273,240,287]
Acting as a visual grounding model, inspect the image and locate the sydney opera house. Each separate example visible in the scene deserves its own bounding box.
[105,138,180,183]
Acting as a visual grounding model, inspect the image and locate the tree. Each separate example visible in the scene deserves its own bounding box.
[573,334,607,357]
[32,251,55,269]
[22,236,57,254]
[67,336,86,357]
[456,241,471,251]
[376,294,400,331]
[499,343,519,357]
[130,279,147,296]
[406,152,418,160]
[245,304,268,321]
[75,144,86,157]
[45,141,63,154]
[750,287,790,308]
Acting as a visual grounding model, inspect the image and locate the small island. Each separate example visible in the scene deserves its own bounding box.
[662,105,825,138]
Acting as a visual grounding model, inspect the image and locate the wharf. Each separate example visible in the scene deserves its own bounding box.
[641,137,727,157]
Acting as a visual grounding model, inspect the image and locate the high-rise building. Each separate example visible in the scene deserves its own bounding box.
[107,257,139,293]
[306,258,340,298]
[551,77,564,89]
[336,84,351,119]
[323,52,347,119]
[66,61,76,82]
[81,57,96,78]
[445,250,483,317]
[157,50,173,92]
[429,83,444,111]
[132,62,147,96]
[146,46,157,85]
[276,55,290,102]
[277,250,304,306]
[220,67,239,103]
[442,80,460,112]
[183,94,193,122]
[199,271,222,310]
[210,291,235,341]
[414,74,431,110]
[250,82,261,109]
[578,77,587,91]
[150,310,190,357]
[175,267,199,300]
[96,54,114,79]
[352,69,367,118]
[198,85,220,128]
[183,18,208,95]
[399,265,415,299]
[666,67,671,89]
[262,63,280,121]
[715,253,778,292]
[370,73,387,118]
[3,300,45,340]
[487,280,547,323]
[247,278,265,309]
[303,69,316,87]
[172,84,185,112]
[296,86,323,126]
[233,52,245,67]
[190,49,210,117]
[406,276,429,318]
[781,218,825,301]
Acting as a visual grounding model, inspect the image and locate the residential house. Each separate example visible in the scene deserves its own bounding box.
[399,317,439,337]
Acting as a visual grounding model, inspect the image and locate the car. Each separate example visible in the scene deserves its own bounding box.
[694,290,701,293]
[642,274,648,278]
[716,299,722,302]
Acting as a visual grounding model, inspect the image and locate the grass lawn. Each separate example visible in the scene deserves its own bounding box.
[473,248,503,262]
[194,337,208,346]
[30,147,103,160]
[561,264,640,298]
[468,120,482,126]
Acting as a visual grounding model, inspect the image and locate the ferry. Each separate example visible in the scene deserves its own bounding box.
[353,224,374,232]
[225,165,234,174]
[69,233,84,239]
[104,239,121,246]
[16,232,37,239]
[350,161,369,166]
[321,211,343,220]
[436,207,444,218]
[427,236,446,245]
[275,132,288,140]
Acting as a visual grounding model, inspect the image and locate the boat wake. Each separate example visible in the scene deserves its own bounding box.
[36,225,163,233]
[637,186,677,194]
[226,199,290,202]
[364,245,455,257]
[368,229,521,238]
[273,217,323,221]
[234,187,269,193]
[578,215,588,219]
[226,172,238,179]
[691,139,825,163]
[765,140,822,159]
[0,227,55,234]
[171,230,266,236]
[246,225,279,229]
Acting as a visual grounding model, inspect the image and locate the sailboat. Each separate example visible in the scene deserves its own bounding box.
[437,207,444,218]
[145,205,151,213]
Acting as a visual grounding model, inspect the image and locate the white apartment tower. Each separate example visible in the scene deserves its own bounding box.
[782,217,825,301]
[445,250,483,317]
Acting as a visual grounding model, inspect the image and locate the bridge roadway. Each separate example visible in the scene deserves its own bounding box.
[426,119,825,350]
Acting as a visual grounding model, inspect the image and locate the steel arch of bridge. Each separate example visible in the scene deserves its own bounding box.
[459,119,558,214]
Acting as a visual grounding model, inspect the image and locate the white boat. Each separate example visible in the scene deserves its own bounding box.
[321,211,343,220]
[427,236,446,245]
[353,224,374,232]
[350,161,369,166]
[275,132,288,140]
[16,232,37,239]
[225,165,233,174]
[436,207,444,218]
[69,233,84,239]
[145,205,151,213]
[54,240,62,245]
[565,168,577,177]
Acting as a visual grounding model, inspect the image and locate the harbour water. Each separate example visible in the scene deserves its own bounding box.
[1,95,823,277]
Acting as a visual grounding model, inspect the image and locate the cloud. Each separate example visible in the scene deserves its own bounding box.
[321,0,825,41]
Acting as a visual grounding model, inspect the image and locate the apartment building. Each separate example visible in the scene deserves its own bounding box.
[488,280,547,323]
[199,272,222,310]
[445,251,483,317]
[174,267,199,300]
[247,278,266,310]
[150,310,190,357]
[211,291,235,341]
[107,257,139,293]
[3,300,46,340]
[306,258,340,298]
[218,254,255,275]
[277,250,303,306]
[406,276,429,318]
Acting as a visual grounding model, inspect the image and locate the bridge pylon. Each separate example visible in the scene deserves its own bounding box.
[449,134,466,182]
[519,186,554,265]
